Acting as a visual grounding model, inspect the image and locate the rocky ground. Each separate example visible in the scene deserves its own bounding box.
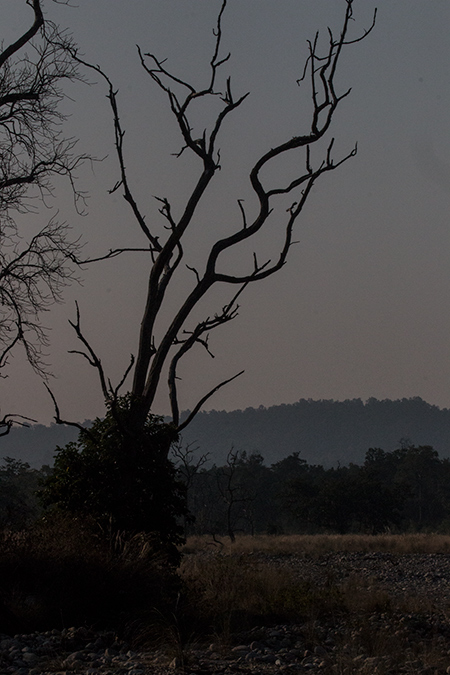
[3,551,450,675]
[257,550,450,609]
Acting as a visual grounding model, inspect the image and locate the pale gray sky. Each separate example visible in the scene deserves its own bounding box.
[4,0,450,424]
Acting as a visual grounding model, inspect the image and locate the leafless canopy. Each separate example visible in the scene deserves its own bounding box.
[0,0,86,434]
[65,0,375,440]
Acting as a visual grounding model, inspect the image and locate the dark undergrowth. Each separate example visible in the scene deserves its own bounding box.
[2,528,450,673]
[0,515,179,638]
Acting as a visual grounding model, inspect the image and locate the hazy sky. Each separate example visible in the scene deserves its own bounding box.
[4,0,450,424]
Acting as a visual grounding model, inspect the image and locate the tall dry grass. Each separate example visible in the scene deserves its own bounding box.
[0,516,178,635]
[177,553,344,642]
[177,537,442,641]
[182,532,450,556]
[174,534,450,670]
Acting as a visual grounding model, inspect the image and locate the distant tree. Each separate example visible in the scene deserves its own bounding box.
[368,443,450,530]
[234,452,273,534]
[394,445,444,528]
[275,453,324,532]
[0,0,85,434]
[281,456,405,534]
[215,450,258,542]
[171,439,208,537]
[314,465,403,534]
[183,466,221,537]
[0,457,50,529]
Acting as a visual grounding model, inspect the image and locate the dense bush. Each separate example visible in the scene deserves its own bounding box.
[39,396,188,559]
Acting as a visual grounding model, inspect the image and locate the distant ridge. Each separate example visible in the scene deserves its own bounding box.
[1,398,450,468]
[0,423,84,468]
[180,397,450,467]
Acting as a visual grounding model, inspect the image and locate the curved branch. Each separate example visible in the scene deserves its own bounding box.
[0,0,44,69]
[44,382,96,441]
[0,412,36,436]
[177,370,245,433]
[68,302,109,400]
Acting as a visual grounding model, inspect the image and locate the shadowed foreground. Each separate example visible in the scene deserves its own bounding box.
[1,534,450,673]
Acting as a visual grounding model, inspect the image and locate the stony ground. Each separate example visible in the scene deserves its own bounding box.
[257,550,450,608]
[3,551,450,675]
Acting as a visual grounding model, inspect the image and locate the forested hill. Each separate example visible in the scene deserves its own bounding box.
[181,397,450,467]
[0,423,81,468]
[2,397,450,468]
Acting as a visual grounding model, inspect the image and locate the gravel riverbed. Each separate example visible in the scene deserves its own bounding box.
[3,551,450,675]
[256,550,450,608]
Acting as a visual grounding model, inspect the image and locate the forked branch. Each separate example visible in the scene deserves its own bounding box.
[62,0,375,438]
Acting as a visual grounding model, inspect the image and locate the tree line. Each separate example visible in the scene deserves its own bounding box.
[177,442,450,538]
[3,441,449,538]
[3,396,450,473]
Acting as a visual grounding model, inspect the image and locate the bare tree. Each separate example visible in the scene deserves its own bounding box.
[171,440,209,537]
[216,449,257,543]
[60,1,375,445]
[0,0,86,434]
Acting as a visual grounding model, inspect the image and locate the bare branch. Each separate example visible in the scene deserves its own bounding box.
[68,302,109,400]
[0,412,37,436]
[168,282,247,426]
[70,247,155,265]
[63,1,375,439]
[44,382,96,440]
[66,50,162,251]
[177,370,245,433]
[0,219,81,377]
[237,199,248,229]
[0,0,44,70]
[112,354,135,400]
[171,439,209,478]
[0,2,88,394]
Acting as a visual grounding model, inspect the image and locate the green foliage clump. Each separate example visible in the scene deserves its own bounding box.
[39,396,188,557]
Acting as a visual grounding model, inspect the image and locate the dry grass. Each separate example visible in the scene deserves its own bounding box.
[2,526,450,672]
[0,517,178,635]
[175,538,450,673]
[177,546,437,641]
[177,553,345,642]
[182,556,304,619]
[182,532,450,556]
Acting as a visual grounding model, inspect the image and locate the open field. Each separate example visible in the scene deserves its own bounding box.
[174,534,450,674]
[182,532,450,556]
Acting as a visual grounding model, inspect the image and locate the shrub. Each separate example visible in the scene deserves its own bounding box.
[39,395,188,560]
